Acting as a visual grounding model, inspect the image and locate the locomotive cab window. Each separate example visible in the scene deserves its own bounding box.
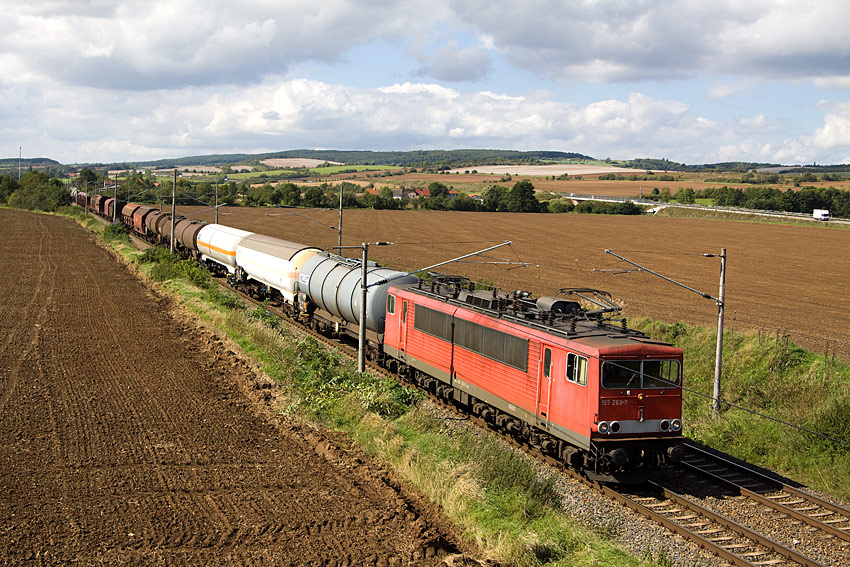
[601,359,680,389]
[387,294,396,315]
[566,353,588,386]
[543,348,552,379]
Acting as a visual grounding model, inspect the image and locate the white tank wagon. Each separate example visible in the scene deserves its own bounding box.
[196,224,254,274]
[234,234,321,303]
[298,252,419,333]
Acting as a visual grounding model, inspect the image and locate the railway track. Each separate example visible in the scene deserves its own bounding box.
[605,482,826,567]
[121,226,843,567]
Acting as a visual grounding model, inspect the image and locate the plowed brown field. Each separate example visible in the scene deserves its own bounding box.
[179,207,850,360]
[0,209,469,565]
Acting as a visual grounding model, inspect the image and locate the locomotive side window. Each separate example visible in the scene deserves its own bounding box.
[601,360,680,389]
[566,353,588,386]
[414,305,528,371]
[387,294,396,315]
[543,348,552,379]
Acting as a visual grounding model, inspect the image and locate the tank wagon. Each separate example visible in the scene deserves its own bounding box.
[75,198,684,482]
[297,252,419,338]
[196,224,254,275]
[229,234,321,304]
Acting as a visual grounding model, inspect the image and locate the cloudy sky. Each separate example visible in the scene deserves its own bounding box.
[3,0,850,165]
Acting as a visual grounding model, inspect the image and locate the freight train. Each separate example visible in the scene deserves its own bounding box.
[73,191,685,482]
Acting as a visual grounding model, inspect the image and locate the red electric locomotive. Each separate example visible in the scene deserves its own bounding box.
[383,275,684,482]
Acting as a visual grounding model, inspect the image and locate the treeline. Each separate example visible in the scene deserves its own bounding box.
[0,172,70,211]
[2,167,643,217]
[619,158,781,173]
[645,184,850,217]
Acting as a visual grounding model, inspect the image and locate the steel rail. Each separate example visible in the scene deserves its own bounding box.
[682,442,850,543]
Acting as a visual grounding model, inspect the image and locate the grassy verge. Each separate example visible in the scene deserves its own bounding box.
[56,210,657,566]
[633,319,850,500]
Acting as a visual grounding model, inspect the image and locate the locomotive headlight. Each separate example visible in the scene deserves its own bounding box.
[671,419,682,432]
[598,421,609,434]
[609,421,621,433]
[660,419,670,431]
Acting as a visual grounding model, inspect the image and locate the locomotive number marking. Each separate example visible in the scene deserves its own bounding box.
[601,399,628,407]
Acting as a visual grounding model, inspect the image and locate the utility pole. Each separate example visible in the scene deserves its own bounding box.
[359,242,369,372]
[712,249,727,418]
[215,182,219,224]
[112,173,118,224]
[605,249,727,418]
[338,186,344,255]
[170,169,177,252]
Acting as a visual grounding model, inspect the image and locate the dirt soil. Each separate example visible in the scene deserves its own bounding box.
[0,209,473,565]
[178,207,850,360]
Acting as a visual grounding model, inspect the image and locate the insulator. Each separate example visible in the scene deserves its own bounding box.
[621,318,627,331]
[570,320,576,333]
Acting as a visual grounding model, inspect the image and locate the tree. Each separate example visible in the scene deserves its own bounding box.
[506,180,541,212]
[548,200,573,213]
[302,187,325,208]
[482,185,508,211]
[427,181,449,198]
[75,168,99,191]
[278,183,301,207]
[9,172,69,211]
[0,174,19,203]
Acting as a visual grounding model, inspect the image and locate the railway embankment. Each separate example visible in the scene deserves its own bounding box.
[44,203,850,566]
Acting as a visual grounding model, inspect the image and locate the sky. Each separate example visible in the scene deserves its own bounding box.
[3,0,850,166]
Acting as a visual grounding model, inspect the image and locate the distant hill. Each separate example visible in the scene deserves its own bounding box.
[0,157,65,177]
[128,149,596,169]
[4,150,850,176]
[618,158,783,172]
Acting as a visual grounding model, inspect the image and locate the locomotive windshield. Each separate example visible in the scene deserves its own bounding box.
[601,359,680,389]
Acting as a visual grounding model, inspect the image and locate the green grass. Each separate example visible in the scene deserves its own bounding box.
[633,319,850,500]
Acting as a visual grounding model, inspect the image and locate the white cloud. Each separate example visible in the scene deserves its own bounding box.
[1,0,431,90]
[449,0,850,83]
[3,74,766,164]
[812,101,850,150]
[814,77,850,90]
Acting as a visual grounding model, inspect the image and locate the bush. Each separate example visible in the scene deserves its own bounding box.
[8,182,70,211]
[103,223,130,243]
[138,247,211,289]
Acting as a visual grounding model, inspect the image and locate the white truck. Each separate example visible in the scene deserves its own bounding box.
[813,209,830,221]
